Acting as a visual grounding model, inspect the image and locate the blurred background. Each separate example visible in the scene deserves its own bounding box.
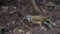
[0,0,60,34]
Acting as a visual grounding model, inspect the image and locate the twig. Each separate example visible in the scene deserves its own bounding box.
[31,0,47,15]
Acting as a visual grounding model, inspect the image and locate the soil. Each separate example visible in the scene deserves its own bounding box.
[0,0,60,34]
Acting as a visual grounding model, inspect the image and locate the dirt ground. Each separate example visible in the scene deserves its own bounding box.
[0,0,60,34]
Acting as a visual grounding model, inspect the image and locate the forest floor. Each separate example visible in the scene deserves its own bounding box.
[0,0,60,34]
